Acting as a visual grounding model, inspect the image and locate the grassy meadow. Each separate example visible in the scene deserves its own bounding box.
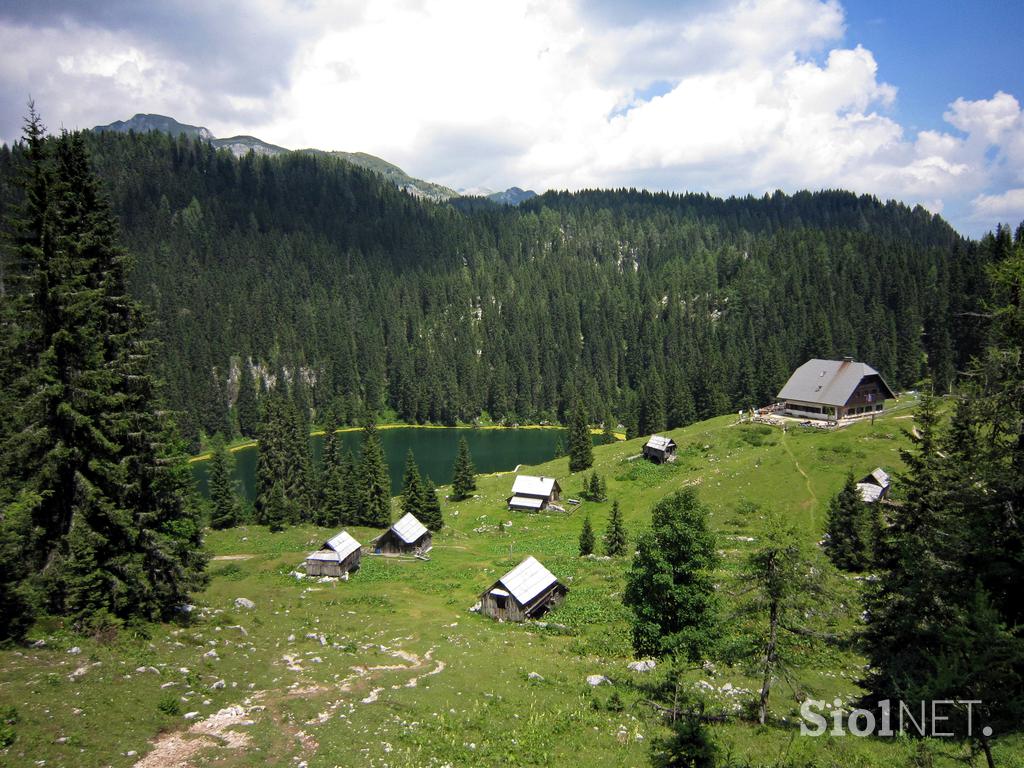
[3,403,1022,767]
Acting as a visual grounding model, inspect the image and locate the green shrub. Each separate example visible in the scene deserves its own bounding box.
[157,694,181,716]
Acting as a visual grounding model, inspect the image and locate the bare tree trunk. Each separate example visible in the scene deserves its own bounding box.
[758,599,779,725]
[980,734,996,768]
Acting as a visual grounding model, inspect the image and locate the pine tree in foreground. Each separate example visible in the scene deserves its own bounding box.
[401,449,425,519]
[358,421,392,527]
[823,473,874,571]
[604,500,628,557]
[579,514,595,556]
[420,477,444,531]
[0,115,206,634]
[451,437,476,500]
[568,399,593,473]
[208,436,239,530]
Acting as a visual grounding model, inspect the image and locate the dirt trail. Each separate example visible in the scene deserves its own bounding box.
[133,703,257,768]
[781,432,817,525]
[135,644,443,768]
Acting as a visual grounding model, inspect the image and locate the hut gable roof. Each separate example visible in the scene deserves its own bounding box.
[857,483,885,503]
[777,358,896,406]
[322,531,361,560]
[496,556,559,605]
[390,513,428,544]
[645,435,675,451]
[510,475,559,498]
[861,467,890,488]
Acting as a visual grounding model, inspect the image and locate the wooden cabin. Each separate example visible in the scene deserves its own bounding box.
[479,556,568,622]
[856,467,891,503]
[776,358,896,421]
[305,530,361,577]
[643,434,677,463]
[508,475,562,511]
[370,512,432,556]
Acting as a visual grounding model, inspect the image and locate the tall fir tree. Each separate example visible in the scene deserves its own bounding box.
[0,117,206,632]
[823,473,874,571]
[401,448,425,519]
[604,500,628,557]
[358,421,392,527]
[451,437,477,500]
[567,399,593,473]
[578,513,595,556]
[208,435,239,530]
[420,476,444,531]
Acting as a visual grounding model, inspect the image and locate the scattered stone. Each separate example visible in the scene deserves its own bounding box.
[468,601,481,613]
[210,679,226,690]
[527,672,544,681]
[67,646,81,655]
[183,711,200,720]
[627,660,656,673]
[160,682,178,689]
[287,634,296,642]
[31,639,46,648]
[55,737,68,744]
[126,750,137,757]
[234,598,255,610]
[204,649,219,659]
[587,675,610,686]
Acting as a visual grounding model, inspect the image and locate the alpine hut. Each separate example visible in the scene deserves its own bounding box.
[856,467,891,504]
[305,530,361,577]
[370,512,432,556]
[479,556,568,621]
[507,474,562,511]
[643,434,677,463]
[776,358,896,421]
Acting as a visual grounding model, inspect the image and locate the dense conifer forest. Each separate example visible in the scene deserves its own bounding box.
[0,129,995,449]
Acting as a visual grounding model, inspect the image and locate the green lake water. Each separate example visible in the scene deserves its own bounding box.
[192,427,596,502]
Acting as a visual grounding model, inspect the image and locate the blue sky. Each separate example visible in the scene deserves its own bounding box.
[842,1,1024,133]
[0,0,1021,237]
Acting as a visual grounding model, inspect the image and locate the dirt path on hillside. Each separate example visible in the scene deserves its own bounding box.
[134,645,443,768]
[781,432,817,525]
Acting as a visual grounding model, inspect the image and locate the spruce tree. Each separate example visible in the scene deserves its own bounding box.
[823,473,873,571]
[358,421,391,527]
[623,488,719,660]
[401,448,425,519]
[420,476,444,531]
[318,415,344,526]
[0,118,206,629]
[604,500,628,557]
[567,400,593,473]
[451,437,476,500]
[338,449,359,526]
[208,435,239,530]
[578,514,595,556]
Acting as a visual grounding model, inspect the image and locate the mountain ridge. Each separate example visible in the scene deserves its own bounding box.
[92,113,532,205]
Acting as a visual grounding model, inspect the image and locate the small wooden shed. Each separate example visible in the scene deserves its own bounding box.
[856,467,891,503]
[371,512,432,556]
[508,475,562,511]
[643,435,677,464]
[305,530,361,577]
[479,556,568,622]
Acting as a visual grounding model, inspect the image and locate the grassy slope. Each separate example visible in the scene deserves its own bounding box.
[3,404,1022,767]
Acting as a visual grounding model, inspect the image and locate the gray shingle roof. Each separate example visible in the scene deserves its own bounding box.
[777,359,895,407]
[391,513,428,544]
[496,556,560,605]
[862,467,890,488]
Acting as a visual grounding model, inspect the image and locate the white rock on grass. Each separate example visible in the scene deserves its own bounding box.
[183,711,200,720]
[67,646,81,655]
[627,660,656,673]
[527,672,544,681]
[210,680,226,690]
[234,598,255,610]
[586,675,610,686]
[204,649,219,659]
